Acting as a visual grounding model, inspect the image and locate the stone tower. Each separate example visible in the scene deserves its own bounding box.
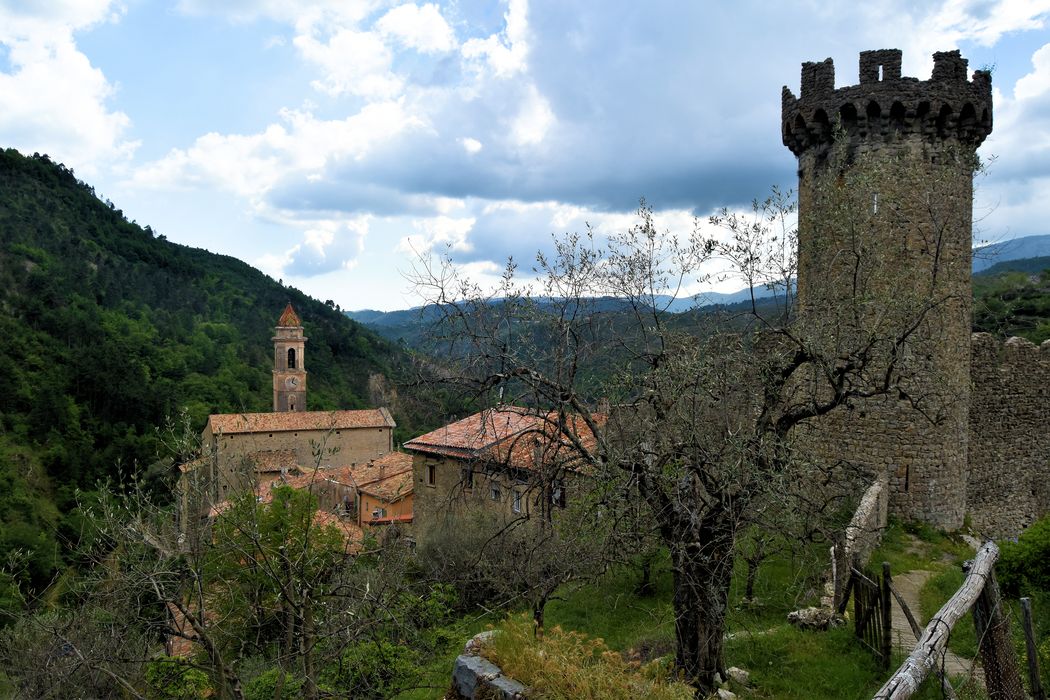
[781,49,992,528]
[273,303,307,412]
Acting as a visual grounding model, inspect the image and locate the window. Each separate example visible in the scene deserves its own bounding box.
[461,467,474,490]
[512,491,522,513]
[342,494,355,515]
[287,347,297,369]
[551,481,566,508]
[426,463,436,486]
[490,484,501,502]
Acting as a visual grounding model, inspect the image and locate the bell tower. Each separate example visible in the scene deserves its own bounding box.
[273,303,307,412]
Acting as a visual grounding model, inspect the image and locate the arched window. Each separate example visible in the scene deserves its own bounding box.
[287,347,296,369]
[289,397,296,411]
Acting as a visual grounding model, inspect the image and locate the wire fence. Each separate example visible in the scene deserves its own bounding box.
[874,552,1040,700]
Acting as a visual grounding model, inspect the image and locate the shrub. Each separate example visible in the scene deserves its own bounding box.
[144,656,211,699]
[243,668,303,700]
[998,516,1050,597]
[320,639,416,699]
[482,614,694,700]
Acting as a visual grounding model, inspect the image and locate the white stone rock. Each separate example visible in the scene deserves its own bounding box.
[726,666,750,686]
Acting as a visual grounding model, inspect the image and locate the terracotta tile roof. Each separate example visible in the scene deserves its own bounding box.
[277,303,302,327]
[489,412,603,473]
[177,456,208,474]
[404,407,603,473]
[358,468,413,502]
[246,449,299,473]
[403,407,540,459]
[307,452,412,489]
[166,602,213,658]
[251,454,413,504]
[207,408,395,435]
[312,511,365,551]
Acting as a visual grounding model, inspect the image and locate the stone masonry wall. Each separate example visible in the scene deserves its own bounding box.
[967,333,1050,538]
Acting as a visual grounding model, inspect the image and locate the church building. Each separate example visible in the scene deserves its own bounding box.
[179,304,405,527]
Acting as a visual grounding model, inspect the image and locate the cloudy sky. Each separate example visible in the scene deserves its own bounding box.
[2,0,1050,310]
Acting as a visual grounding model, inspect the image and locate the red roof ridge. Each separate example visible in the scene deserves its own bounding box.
[277,303,302,327]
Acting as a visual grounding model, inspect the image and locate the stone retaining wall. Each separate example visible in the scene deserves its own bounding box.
[830,474,889,607]
[451,632,527,700]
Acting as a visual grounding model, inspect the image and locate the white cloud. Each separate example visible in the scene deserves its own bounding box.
[257,215,370,277]
[376,3,456,54]
[462,0,529,77]
[976,42,1050,237]
[459,136,483,154]
[398,215,476,254]
[0,1,134,174]
[294,27,402,99]
[131,101,426,200]
[920,0,1050,48]
[175,0,375,27]
[1014,41,1050,100]
[0,1,122,42]
[511,84,554,147]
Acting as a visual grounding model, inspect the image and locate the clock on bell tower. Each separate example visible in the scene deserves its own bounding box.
[273,303,307,412]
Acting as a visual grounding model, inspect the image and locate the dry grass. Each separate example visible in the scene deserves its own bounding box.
[481,614,694,700]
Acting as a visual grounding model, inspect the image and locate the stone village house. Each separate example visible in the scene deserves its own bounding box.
[404,406,602,542]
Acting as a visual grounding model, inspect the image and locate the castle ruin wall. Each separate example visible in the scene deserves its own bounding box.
[967,332,1050,538]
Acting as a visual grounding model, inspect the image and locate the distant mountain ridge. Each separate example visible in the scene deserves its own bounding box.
[353,235,1050,329]
[973,235,1050,273]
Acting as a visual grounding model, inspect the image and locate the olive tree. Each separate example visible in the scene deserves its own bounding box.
[411,177,950,693]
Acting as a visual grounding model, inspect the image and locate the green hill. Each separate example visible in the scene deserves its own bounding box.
[0,148,419,597]
[973,260,1050,343]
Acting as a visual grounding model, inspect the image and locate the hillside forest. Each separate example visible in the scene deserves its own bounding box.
[0,148,456,613]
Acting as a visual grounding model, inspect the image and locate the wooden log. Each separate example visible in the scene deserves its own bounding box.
[872,541,998,700]
[1021,597,1045,700]
[888,581,958,700]
[838,572,856,615]
[888,582,922,640]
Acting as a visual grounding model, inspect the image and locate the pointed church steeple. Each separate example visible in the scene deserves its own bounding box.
[277,302,301,328]
[273,303,307,412]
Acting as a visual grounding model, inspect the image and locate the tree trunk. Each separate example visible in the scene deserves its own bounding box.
[636,554,654,596]
[533,599,545,634]
[670,530,734,695]
[301,591,318,700]
[745,559,759,602]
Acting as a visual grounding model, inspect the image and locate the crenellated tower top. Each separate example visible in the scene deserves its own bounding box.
[781,49,992,157]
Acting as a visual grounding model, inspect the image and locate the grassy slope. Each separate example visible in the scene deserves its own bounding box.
[395,546,953,699]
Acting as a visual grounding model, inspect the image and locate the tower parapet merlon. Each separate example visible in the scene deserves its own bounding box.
[782,49,992,156]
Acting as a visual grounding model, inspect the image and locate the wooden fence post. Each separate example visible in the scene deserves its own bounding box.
[1021,597,1045,700]
[881,562,893,670]
[873,541,999,700]
[970,564,1023,700]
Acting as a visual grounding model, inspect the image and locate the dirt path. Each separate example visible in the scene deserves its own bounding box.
[890,569,977,680]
